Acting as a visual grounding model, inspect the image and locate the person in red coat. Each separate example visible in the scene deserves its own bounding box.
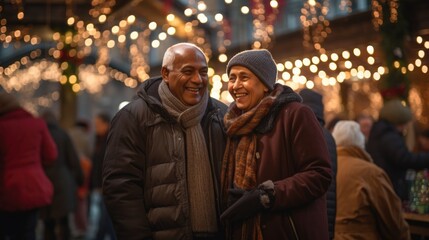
[0,90,58,240]
[220,49,332,240]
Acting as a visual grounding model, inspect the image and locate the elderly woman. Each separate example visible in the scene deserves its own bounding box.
[220,49,332,240]
[332,120,410,240]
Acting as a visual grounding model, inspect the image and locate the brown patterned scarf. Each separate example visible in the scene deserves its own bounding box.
[221,85,283,240]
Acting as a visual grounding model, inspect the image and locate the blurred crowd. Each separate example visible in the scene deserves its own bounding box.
[0,90,115,240]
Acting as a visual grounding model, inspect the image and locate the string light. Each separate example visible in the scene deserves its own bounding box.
[250,0,279,49]
[300,0,331,51]
[0,0,427,120]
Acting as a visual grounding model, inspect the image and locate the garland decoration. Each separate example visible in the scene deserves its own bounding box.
[373,0,410,101]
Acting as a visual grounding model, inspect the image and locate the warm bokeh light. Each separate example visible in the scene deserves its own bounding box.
[130,31,138,40]
[215,13,223,22]
[416,36,423,44]
[241,6,249,14]
[148,22,157,30]
[67,17,75,26]
[166,14,175,22]
[353,48,361,56]
[284,61,293,69]
[218,53,228,63]
[167,27,176,35]
[270,0,279,8]
[184,8,193,17]
[98,14,106,23]
[367,45,374,55]
[127,15,136,24]
[0,0,427,126]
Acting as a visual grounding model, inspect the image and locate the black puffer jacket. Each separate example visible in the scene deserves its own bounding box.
[102,77,227,240]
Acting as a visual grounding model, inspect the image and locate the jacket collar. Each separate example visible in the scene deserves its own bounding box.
[337,145,374,163]
[255,84,302,134]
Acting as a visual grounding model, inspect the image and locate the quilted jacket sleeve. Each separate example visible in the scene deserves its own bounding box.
[102,105,152,240]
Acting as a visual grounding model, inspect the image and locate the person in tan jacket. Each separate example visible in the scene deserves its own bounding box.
[332,120,410,240]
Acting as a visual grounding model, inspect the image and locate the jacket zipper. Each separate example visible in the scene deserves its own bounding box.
[288,215,300,240]
[206,108,222,218]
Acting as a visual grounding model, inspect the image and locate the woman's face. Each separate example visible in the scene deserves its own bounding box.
[228,65,268,112]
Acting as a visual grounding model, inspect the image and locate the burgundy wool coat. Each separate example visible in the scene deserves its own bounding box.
[254,100,332,240]
[0,108,57,211]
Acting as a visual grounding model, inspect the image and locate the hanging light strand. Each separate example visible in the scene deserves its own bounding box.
[300,0,331,52]
[250,0,279,49]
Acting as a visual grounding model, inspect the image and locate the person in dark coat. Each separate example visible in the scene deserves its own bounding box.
[102,42,228,240]
[90,113,110,192]
[367,99,429,201]
[88,112,116,240]
[354,113,374,144]
[40,110,84,240]
[300,88,337,240]
[0,91,58,240]
[68,120,93,237]
[220,49,332,240]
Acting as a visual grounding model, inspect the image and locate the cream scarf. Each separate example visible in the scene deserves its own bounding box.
[158,80,218,233]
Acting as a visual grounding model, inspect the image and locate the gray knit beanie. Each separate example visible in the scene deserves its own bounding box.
[379,99,412,125]
[299,88,325,124]
[226,49,278,91]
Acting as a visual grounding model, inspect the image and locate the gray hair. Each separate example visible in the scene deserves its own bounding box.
[161,42,207,70]
[332,120,366,149]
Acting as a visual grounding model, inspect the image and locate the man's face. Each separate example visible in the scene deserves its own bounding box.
[162,47,208,106]
[228,65,268,112]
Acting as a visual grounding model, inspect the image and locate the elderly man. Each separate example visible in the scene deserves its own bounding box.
[102,43,227,240]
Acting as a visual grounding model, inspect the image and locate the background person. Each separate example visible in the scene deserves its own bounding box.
[68,120,93,237]
[332,120,410,240]
[300,88,337,240]
[102,42,228,240]
[0,90,58,240]
[88,112,116,240]
[354,113,374,144]
[40,110,84,240]
[367,99,429,201]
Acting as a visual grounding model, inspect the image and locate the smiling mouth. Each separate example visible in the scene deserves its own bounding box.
[234,93,247,98]
[186,87,200,93]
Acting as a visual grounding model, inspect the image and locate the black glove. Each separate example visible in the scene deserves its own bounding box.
[221,188,263,223]
[226,188,245,207]
[221,180,276,223]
